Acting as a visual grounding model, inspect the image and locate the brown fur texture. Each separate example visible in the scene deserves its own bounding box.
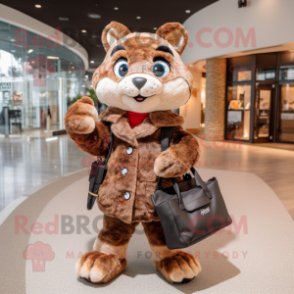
[66,21,202,285]
[143,221,201,283]
[156,23,189,55]
[92,23,193,96]
[156,251,201,283]
[98,215,138,246]
[76,251,127,283]
[65,102,200,224]
[142,221,166,246]
[102,21,131,52]
[64,97,110,158]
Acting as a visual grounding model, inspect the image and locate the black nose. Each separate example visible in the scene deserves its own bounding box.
[132,77,147,89]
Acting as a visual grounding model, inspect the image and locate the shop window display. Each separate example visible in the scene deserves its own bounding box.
[226,85,251,140]
[0,20,86,135]
[278,84,294,142]
[254,84,274,140]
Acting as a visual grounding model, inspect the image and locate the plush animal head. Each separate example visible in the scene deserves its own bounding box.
[92,21,193,113]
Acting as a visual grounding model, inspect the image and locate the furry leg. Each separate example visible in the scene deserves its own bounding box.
[76,215,138,284]
[142,221,201,284]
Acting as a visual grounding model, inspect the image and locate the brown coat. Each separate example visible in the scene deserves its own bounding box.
[66,103,200,224]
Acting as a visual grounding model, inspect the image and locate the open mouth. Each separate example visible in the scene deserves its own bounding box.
[133,94,153,102]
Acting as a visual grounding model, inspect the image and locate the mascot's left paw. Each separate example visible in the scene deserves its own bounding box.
[154,150,188,178]
[156,251,201,284]
[75,251,127,284]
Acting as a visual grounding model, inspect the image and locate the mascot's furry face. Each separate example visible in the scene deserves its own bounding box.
[92,22,193,113]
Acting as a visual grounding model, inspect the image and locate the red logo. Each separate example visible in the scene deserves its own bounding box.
[23,241,55,272]
[24,55,56,86]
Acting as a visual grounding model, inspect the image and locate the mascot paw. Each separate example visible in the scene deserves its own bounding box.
[154,150,187,178]
[156,251,201,284]
[75,251,127,284]
[64,96,98,135]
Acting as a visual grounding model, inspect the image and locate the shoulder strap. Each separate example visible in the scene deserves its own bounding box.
[160,126,176,152]
[158,126,185,209]
[104,122,114,164]
[157,127,176,188]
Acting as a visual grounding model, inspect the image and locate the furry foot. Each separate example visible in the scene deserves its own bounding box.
[75,251,127,284]
[156,251,201,284]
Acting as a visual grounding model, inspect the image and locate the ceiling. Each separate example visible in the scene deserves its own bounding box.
[1,0,218,70]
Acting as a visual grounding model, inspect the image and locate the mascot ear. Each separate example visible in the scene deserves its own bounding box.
[156,23,188,55]
[101,21,131,52]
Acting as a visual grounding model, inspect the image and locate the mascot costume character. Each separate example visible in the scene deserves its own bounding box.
[65,21,201,284]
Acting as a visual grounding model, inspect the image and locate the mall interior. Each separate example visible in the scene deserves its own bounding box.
[0,1,294,293]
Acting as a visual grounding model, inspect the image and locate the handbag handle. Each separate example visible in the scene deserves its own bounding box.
[171,178,185,210]
[190,167,212,199]
[170,167,212,212]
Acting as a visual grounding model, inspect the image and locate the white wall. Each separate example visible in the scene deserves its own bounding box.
[182,0,294,64]
[0,4,88,68]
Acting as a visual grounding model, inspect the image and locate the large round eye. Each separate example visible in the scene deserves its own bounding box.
[114,59,128,78]
[153,61,170,78]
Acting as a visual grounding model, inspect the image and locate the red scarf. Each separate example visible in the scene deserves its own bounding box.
[127,111,149,129]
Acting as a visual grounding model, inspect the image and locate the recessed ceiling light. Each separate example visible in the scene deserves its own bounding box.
[88,13,101,19]
[186,10,191,13]
[137,16,141,19]
[81,30,87,33]
[27,49,33,54]
[90,61,94,63]
[59,17,69,21]
[154,27,157,30]
[114,7,119,10]
[35,4,41,8]
[47,56,59,59]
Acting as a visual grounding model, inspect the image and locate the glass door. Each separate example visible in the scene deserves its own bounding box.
[254,84,275,142]
[277,84,294,143]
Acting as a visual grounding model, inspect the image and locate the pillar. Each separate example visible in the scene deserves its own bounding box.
[204,58,227,139]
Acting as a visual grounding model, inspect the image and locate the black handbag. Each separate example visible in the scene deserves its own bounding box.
[87,123,113,210]
[151,127,232,250]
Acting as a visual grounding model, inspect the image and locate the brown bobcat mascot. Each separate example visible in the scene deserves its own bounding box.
[65,21,201,284]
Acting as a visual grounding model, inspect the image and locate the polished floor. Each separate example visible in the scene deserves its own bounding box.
[0,134,294,218]
[1,168,294,293]
[0,135,87,211]
[196,137,294,219]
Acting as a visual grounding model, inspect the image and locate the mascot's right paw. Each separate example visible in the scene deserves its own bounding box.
[76,251,127,284]
[156,251,201,284]
[64,96,98,135]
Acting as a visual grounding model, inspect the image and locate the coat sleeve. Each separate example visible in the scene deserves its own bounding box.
[64,96,111,157]
[154,126,200,178]
[67,121,111,157]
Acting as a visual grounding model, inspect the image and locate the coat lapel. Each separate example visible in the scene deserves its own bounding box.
[99,107,184,145]
[111,116,138,147]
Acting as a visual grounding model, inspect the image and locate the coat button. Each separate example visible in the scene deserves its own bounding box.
[124,191,131,200]
[121,168,128,176]
[126,147,133,155]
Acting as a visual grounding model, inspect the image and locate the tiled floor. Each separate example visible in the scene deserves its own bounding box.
[195,137,294,219]
[0,135,90,211]
[0,134,294,218]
